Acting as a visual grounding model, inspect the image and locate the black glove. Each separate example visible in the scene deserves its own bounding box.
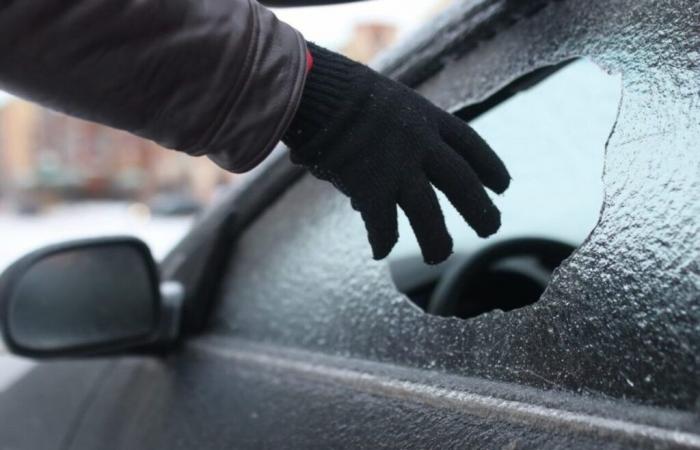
[283,43,510,264]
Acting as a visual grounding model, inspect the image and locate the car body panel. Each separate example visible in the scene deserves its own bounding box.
[64,340,700,449]
[0,360,114,450]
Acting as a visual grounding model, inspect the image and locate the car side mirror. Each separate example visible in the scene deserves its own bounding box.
[0,237,183,358]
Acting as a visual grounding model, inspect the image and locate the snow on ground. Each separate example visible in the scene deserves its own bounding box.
[0,356,34,392]
[0,201,194,272]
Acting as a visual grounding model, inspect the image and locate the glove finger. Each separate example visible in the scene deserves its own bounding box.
[397,177,453,264]
[426,146,502,238]
[358,199,399,260]
[439,114,510,194]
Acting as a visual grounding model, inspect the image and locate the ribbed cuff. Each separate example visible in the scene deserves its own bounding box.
[282,43,358,155]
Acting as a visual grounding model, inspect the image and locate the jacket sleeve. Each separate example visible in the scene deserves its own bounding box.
[0,0,307,172]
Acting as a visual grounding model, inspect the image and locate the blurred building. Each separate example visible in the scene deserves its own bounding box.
[339,0,454,63]
[342,23,398,63]
[0,99,230,208]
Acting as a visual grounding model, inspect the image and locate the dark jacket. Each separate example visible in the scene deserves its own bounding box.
[0,0,307,172]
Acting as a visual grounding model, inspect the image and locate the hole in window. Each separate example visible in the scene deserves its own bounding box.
[389,59,621,319]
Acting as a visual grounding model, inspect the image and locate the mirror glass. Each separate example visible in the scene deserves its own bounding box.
[5,243,157,352]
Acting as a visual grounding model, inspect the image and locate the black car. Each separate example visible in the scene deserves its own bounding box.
[1,0,698,448]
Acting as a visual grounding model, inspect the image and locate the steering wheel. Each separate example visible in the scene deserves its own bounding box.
[427,238,575,318]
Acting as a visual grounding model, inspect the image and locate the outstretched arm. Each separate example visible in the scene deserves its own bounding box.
[0,0,510,263]
[0,0,307,172]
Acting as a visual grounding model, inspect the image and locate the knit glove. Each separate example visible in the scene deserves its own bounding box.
[283,43,510,264]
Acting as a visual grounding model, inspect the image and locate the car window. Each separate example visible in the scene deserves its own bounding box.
[213,0,698,411]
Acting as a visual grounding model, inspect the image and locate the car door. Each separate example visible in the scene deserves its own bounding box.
[4,0,698,448]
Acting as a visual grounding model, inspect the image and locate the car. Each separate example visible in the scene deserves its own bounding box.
[148,191,202,217]
[0,0,698,448]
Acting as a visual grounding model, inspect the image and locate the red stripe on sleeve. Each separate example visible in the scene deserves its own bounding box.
[306,49,314,73]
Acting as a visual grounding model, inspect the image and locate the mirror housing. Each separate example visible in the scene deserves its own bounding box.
[0,237,182,358]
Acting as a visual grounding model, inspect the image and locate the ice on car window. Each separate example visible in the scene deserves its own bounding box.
[215,0,699,411]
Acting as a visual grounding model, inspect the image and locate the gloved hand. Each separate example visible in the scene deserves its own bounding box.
[283,43,510,264]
